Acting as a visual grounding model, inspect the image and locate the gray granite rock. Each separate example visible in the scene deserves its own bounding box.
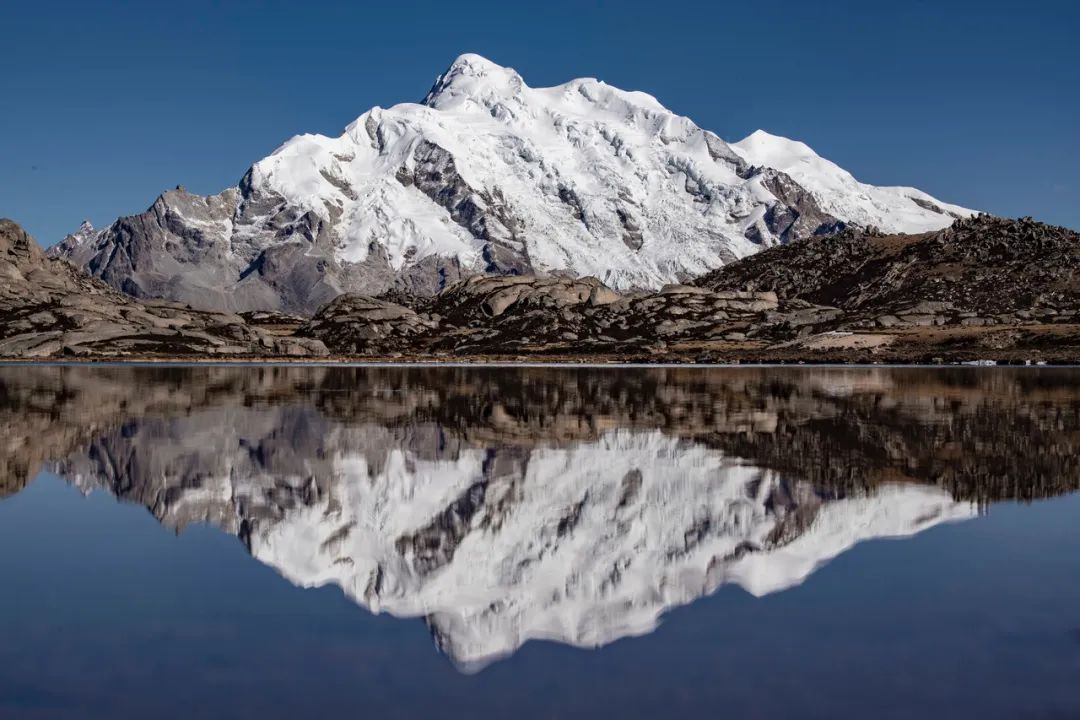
[0,219,327,358]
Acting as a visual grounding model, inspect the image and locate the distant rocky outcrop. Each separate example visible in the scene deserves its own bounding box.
[0,219,327,358]
[301,274,813,357]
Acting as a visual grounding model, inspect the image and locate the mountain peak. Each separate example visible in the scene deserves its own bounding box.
[422,53,524,108]
[64,220,97,243]
[46,218,101,263]
[444,52,507,76]
[735,130,819,163]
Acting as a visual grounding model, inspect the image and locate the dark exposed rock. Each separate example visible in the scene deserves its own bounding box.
[750,168,846,243]
[395,482,489,575]
[44,185,368,315]
[557,185,588,224]
[402,140,532,275]
[616,206,645,251]
[302,294,438,355]
[44,183,428,315]
[698,215,1080,323]
[909,196,962,219]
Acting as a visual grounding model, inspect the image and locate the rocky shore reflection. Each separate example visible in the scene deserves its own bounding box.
[1,365,1078,670]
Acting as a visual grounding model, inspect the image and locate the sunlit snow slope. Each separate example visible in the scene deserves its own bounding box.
[732,130,975,232]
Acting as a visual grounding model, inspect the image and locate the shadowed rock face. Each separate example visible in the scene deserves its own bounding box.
[0,219,327,358]
[745,168,846,245]
[1,366,1077,669]
[46,185,423,316]
[697,215,1080,326]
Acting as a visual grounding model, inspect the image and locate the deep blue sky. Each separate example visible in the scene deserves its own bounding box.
[2,0,1077,245]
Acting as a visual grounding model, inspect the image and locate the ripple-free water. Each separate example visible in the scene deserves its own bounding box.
[1,365,1077,719]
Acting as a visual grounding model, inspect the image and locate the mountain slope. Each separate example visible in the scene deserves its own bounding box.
[732,130,974,233]
[53,54,973,314]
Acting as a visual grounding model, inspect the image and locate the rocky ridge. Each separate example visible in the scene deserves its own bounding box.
[0,219,327,358]
[696,214,1080,337]
[301,274,812,357]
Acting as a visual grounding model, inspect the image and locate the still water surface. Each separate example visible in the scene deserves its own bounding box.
[0,365,1078,719]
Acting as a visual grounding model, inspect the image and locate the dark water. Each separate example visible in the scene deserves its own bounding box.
[1,365,1078,719]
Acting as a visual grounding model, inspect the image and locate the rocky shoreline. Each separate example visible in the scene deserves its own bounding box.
[3,215,1079,364]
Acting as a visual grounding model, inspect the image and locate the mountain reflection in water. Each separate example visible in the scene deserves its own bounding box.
[1,365,1078,670]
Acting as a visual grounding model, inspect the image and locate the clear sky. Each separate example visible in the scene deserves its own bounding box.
[2,0,1077,246]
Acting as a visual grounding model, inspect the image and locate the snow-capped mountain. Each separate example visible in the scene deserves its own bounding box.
[54,219,97,258]
[52,54,974,314]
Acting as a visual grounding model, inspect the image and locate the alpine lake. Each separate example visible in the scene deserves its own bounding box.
[1,364,1078,719]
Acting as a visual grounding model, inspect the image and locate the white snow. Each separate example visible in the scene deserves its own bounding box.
[732,130,975,233]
